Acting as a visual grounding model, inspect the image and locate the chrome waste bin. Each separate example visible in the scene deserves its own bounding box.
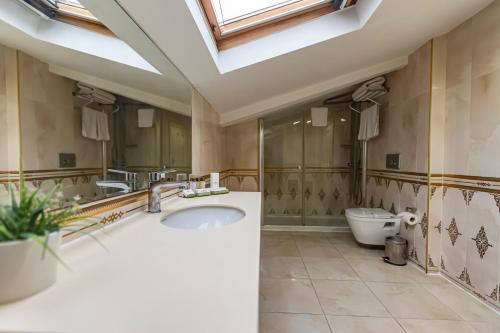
[383,236,407,266]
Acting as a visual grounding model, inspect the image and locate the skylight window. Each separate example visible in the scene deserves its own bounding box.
[57,0,98,22]
[19,0,113,36]
[200,0,357,50]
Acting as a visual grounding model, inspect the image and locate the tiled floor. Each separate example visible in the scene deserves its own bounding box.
[259,231,500,333]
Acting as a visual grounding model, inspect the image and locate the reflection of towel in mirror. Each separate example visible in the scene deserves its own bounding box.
[82,107,110,141]
[138,108,155,128]
[358,104,379,141]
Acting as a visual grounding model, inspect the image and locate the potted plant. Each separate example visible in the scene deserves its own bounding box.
[0,175,85,304]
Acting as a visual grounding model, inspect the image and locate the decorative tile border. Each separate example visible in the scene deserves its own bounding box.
[0,168,102,184]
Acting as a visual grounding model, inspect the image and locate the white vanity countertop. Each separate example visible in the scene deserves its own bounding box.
[0,192,261,333]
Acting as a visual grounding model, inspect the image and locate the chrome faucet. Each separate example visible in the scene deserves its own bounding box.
[147,169,188,213]
[96,169,138,193]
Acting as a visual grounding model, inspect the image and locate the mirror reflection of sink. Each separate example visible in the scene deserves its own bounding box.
[161,205,245,230]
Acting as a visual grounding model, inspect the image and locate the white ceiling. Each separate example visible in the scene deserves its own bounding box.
[81,0,492,125]
[0,0,192,115]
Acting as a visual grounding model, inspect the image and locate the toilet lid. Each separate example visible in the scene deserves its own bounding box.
[346,208,395,219]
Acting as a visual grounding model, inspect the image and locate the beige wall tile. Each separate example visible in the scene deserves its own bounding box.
[441,188,468,280]
[224,119,258,170]
[191,89,224,175]
[470,0,500,79]
[469,69,500,177]
[465,191,499,300]
[18,52,101,170]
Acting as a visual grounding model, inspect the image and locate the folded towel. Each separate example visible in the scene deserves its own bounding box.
[138,108,155,128]
[352,76,386,102]
[211,187,229,195]
[76,82,116,104]
[82,107,99,140]
[358,104,379,141]
[82,107,110,141]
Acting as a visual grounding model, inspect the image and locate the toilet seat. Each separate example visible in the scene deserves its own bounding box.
[345,208,401,245]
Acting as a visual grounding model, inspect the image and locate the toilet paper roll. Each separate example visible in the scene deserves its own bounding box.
[397,212,418,226]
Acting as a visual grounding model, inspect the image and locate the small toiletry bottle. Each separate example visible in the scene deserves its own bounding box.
[210,172,220,190]
[199,179,206,188]
[190,177,197,191]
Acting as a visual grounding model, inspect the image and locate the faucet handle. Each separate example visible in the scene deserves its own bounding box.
[148,168,177,183]
[108,168,137,181]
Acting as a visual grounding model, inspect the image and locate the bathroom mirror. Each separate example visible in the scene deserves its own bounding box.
[3,51,192,205]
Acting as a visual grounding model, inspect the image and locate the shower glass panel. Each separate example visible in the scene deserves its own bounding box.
[263,111,303,226]
[304,106,351,226]
[263,106,351,227]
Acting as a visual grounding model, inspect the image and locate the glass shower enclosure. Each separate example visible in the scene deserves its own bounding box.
[262,105,354,228]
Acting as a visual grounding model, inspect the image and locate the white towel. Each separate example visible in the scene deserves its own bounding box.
[358,104,379,141]
[82,107,99,140]
[96,111,110,141]
[76,82,116,104]
[82,107,110,141]
[138,108,155,128]
[352,76,386,102]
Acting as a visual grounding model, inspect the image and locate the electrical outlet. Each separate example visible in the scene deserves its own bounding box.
[386,153,400,170]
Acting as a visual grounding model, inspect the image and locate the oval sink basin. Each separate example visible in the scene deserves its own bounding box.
[161,205,245,230]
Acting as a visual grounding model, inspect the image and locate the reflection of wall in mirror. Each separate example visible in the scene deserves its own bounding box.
[17,51,105,203]
[107,100,192,183]
[0,45,19,204]
[0,45,192,205]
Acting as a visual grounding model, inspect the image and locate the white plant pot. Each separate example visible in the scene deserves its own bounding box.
[0,232,61,304]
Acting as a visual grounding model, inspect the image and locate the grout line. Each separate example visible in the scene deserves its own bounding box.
[260,231,497,330]
[291,235,334,333]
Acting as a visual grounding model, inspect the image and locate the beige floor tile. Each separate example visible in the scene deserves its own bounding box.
[261,238,300,257]
[259,313,332,333]
[467,320,500,333]
[260,278,323,314]
[349,259,447,284]
[326,233,357,245]
[260,257,309,279]
[398,319,477,333]
[327,316,405,333]
[261,231,295,241]
[420,283,500,322]
[312,280,389,316]
[296,240,342,258]
[334,242,385,259]
[366,282,460,320]
[293,232,330,240]
[303,257,360,280]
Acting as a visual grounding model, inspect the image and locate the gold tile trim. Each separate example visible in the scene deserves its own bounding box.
[426,39,434,273]
[431,182,500,195]
[368,168,428,177]
[371,174,428,186]
[431,173,500,182]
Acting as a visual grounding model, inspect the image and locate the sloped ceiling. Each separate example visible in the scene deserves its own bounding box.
[81,0,492,125]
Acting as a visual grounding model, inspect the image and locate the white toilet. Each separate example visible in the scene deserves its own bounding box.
[345,208,401,246]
